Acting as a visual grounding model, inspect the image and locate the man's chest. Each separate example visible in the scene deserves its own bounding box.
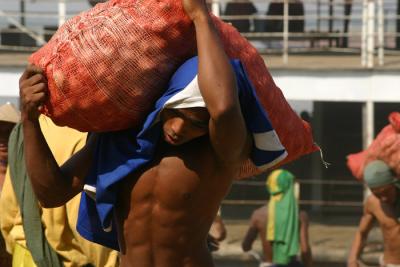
[129,138,233,209]
[373,203,400,230]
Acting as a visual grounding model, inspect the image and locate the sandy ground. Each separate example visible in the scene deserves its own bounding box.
[213,221,384,267]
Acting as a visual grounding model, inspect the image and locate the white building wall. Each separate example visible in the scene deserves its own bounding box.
[271,70,400,103]
[0,67,24,97]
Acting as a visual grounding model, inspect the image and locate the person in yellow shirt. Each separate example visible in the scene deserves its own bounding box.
[0,115,119,267]
[0,102,20,190]
[0,102,20,267]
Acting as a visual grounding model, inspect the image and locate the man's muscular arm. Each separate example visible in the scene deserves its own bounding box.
[182,0,250,164]
[20,65,92,208]
[347,197,375,267]
[241,227,258,252]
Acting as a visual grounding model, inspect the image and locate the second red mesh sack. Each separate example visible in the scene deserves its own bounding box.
[347,112,400,180]
[29,0,318,171]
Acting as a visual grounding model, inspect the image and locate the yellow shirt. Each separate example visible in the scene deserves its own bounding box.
[0,116,119,267]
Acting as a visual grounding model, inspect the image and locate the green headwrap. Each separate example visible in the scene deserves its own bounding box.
[364,160,399,189]
[266,169,299,265]
[364,160,400,218]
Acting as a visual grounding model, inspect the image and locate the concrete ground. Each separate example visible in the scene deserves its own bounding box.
[213,221,384,267]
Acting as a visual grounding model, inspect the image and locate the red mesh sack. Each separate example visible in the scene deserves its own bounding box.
[346,150,368,180]
[30,0,196,132]
[29,0,318,176]
[211,18,318,178]
[347,112,400,180]
[378,132,400,176]
[389,112,400,132]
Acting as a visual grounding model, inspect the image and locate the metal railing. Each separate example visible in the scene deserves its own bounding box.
[223,179,364,208]
[216,0,400,67]
[0,0,399,68]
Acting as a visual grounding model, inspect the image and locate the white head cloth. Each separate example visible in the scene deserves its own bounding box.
[163,75,206,109]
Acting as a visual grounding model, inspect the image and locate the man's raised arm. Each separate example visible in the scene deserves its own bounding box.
[241,211,260,252]
[182,0,250,163]
[20,65,91,208]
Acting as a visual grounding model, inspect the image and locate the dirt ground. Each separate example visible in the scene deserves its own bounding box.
[213,221,383,267]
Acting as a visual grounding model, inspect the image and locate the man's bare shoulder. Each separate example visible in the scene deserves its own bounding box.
[255,205,268,215]
[250,205,267,224]
[364,194,380,214]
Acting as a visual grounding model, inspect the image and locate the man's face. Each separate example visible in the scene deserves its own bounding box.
[160,108,210,146]
[371,184,398,205]
[0,121,15,157]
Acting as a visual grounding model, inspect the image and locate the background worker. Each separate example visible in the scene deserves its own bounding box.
[0,115,119,267]
[0,102,20,190]
[242,169,312,267]
[0,102,19,267]
[348,160,400,267]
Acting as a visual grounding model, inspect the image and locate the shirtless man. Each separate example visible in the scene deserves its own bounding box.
[19,0,251,266]
[241,170,312,267]
[242,206,312,267]
[348,160,400,267]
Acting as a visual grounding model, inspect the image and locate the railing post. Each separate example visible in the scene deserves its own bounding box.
[317,0,321,32]
[361,0,368,67]
[211,0,220,17]
[397,0,400,49]
[283,0,289,64]
[0,10,46,45]
[329,0,334,47]
[377,0,384,66]
[20,0,25,26]
[362,101,374,199]
[58,0,66,27]
[362,101,374,153]
[367,0,375,68]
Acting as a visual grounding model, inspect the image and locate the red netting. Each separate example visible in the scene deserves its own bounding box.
[347,112,400,180]
[389,112,400,132]
[29,0,318,177]
[30,0,195,131]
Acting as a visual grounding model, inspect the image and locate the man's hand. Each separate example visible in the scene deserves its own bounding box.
[182,0,208,21]
[19,64,48,122]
